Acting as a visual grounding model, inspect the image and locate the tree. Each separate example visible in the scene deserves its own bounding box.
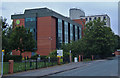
[1,17,12,55]
[9,26,36,55]
[114,35,120,50]
[83,18,117,58]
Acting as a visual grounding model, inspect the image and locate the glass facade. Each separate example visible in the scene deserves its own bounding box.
[75,26,78,41]
[25,18,36,22]
[79,27,81,39]
[70,24,73,42]
[25,17,37,49]
[64,21,68,43]
[58,19,62,43]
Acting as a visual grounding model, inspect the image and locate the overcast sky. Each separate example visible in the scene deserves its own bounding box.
[0,2,118,35]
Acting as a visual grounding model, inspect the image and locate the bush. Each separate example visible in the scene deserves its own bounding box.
[30,54,39,60]
[4,55,22,62]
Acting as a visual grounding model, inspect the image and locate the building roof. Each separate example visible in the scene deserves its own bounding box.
[80,14,110,18]
[11,8,82,27]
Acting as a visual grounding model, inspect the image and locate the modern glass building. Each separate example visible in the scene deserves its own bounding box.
[11,8,82,56]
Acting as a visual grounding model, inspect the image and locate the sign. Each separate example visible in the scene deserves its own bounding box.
[2,50,4,55]
[16,20,20,25]
[57,50,63,57]
[2,50,4,52]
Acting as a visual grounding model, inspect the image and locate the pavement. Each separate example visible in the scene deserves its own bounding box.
[4,60,97,77]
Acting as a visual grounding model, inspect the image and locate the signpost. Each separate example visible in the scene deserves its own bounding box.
[1,50,4,77]
[57,50,63,64]
[70,50,72,62]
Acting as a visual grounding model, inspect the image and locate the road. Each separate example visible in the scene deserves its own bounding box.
[50,57,118,76]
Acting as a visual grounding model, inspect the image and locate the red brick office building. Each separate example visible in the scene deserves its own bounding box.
[11,8,83,57]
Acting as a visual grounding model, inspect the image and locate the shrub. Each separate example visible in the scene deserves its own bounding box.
[30,54,39,60]
[4,55,22,62]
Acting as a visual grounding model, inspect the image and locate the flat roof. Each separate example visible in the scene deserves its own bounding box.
[11,8,82,27]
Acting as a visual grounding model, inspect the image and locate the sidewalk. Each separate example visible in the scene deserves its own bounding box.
[5,62,91,77]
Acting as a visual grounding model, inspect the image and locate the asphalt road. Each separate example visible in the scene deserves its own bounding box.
[50,57,118,76]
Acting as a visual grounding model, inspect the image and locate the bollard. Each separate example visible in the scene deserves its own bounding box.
[92,55,94,61]
[79,55,81,62]
[58,57,60,65]
[9,60,14,74]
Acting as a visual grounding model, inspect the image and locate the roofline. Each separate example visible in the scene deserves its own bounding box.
[11,7,82,28]
[80,14,110,18]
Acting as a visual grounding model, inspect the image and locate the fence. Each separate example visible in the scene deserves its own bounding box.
[3,57,70,74]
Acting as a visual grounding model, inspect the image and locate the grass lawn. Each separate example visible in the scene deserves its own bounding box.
[3,61,58,74]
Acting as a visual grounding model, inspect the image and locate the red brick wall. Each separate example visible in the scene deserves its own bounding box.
[21,52,31,58]
[73,19,86,37]
[12,50,31,58]
[36,16,56,55]
[13,19,25,28]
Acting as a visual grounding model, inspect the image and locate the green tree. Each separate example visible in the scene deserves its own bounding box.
[83,18,116,58]
[9,26,36,55]
[1,17,12,55]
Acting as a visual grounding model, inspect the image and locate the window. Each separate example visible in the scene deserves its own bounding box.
[98,17,101,20]
[75,26,78,41]
[58,19,62,43]
[103,16,106,20]
[89,18,91,21]
[70,24,73,42]
[79,27,81,39]
[25,18,36,22]
[64,21,68,43]
[94,17,96,20]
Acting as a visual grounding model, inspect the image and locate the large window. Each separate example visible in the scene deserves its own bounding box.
[58,19,62,43]
[75,26,78,41]
[70,24,73,42]
[79,27,81,39]
[25,17,37,49]
[64,21,68,43]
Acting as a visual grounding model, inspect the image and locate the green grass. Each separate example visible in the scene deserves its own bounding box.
[3,61,59,75]
[3,62,9,74]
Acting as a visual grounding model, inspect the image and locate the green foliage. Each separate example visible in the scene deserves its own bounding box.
[4,55,22,62]
[61,18,117,58]
[48,50,57,58]
[9,26,36,55]
[48,49,70,59]
[30,54,39,59]
[114,35,120,49]
[2,26,12,55]
[83,19,117,58]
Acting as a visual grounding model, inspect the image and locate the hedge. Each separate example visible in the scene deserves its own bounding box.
[4,55,22,62]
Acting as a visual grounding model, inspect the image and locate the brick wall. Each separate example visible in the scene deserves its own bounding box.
[73,19,86,37]
[36,16,56,55]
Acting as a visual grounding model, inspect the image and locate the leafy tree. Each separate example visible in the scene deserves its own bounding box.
[114,35,120,50]
[1,17,12,55]
[9,26,36,55]
[83,18,117,58]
